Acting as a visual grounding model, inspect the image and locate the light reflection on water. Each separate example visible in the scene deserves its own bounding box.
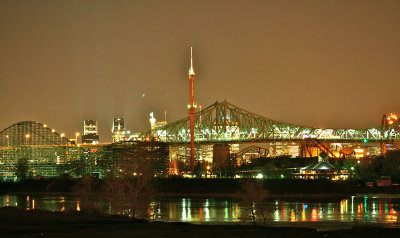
[1,194,400,227]
[173,198,238,223]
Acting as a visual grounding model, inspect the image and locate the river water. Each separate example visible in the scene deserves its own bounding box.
[1,194,400,230]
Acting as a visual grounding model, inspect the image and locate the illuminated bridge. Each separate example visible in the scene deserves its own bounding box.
[138,100,400,143]
[0,102,399,179]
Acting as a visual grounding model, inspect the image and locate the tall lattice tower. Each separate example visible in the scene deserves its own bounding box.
[188,47,196,170]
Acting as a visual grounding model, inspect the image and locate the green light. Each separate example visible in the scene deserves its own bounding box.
[363,139,368,143]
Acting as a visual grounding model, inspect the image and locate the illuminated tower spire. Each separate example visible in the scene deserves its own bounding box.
[189,46,195,77]
[188,46,196,170]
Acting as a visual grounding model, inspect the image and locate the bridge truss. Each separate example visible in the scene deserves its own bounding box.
[138,101,400,143]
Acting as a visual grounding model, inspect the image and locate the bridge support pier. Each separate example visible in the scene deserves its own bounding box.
[213,143,230,171]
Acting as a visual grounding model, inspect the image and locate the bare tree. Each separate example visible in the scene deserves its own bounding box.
[102,142,165,220]
[72,175,104,216]
[237,179,271,225]
[103,163,153,218]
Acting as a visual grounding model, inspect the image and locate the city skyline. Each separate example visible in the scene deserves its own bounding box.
[1,0,399,142]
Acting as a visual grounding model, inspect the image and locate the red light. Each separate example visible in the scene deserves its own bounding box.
[388,113,398,121]
[311,209,318,221]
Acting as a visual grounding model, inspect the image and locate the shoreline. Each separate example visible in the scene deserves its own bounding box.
[2,177,400,200]
[3,190,400,200]
[1,207,400,238]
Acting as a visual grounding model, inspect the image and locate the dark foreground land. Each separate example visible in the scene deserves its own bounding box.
[1,207,399,238]
[3,177,400,197]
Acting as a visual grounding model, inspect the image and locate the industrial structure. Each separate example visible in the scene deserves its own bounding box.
[0,121,76,178]
[0,121,168,180]
[150,112,167,130]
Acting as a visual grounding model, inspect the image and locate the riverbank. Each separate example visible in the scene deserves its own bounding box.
[0,207,399,238]
[1,177,399,198]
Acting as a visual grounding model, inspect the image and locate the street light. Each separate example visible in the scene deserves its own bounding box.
[381,113,399,157]
[25,134,30,146]
[75,132,80,145]
[76,133,81,161]
[6,135,9,147]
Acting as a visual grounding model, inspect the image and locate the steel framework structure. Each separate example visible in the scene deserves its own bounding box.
[138,101,400,143]
[0,121,73,147]
[0,121,169,179]
[0,121,78,178]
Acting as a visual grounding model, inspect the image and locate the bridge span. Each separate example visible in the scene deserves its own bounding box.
[137,100,400,144]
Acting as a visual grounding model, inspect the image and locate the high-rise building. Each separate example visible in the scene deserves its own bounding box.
[82,120,99,144]
[112,118,125,143]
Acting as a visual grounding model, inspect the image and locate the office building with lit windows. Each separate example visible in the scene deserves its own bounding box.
[82,120,99,144]
[112,118,125,143]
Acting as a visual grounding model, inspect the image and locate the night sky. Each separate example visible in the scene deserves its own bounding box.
[1,0,399,142]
